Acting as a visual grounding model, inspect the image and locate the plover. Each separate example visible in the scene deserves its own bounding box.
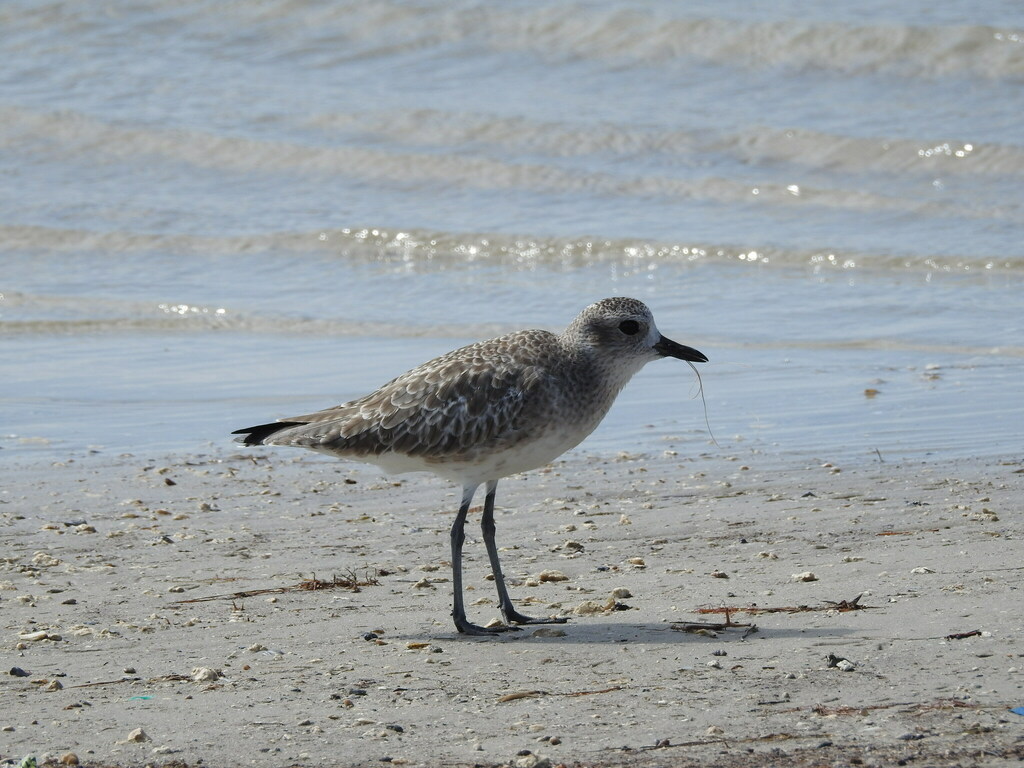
[233,297,707,635]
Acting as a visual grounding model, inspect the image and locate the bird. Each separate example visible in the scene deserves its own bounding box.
[233,297,707,635]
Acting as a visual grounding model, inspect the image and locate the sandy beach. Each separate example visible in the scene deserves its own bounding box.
[2,447,1022,767]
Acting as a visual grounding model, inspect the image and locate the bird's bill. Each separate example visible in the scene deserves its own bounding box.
[654,335,708,363]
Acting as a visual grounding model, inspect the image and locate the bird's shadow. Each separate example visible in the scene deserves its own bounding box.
[402,620,861,645]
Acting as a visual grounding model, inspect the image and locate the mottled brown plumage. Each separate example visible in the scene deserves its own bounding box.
[233,297,707,635]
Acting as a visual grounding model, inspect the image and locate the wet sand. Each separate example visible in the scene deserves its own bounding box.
[2,448,1022,767]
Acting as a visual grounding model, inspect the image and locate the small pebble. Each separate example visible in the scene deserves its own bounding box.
[791,571,818,582]
[531,628,566,638]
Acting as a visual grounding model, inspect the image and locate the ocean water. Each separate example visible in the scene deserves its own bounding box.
[2,0,1022,466]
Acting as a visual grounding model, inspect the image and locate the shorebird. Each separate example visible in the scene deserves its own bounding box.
[233,297,707,635]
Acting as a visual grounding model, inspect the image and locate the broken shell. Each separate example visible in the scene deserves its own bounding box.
[537,570,568,583]
[45,680,63,691]
[118,727,150,744]
[190,667,222,682]
[573,599,612,616]
[610,587,632,599]
[791,571,818,582]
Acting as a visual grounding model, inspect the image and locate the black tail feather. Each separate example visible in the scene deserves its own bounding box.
[232,421,307,446]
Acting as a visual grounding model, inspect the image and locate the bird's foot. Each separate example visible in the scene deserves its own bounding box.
[453,615,521,636]
[502,607,570,626]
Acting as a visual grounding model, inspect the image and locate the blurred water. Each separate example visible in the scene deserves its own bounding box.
[2,0,1022,465]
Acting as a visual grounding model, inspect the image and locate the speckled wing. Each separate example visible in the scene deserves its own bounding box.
[264,331,557,460]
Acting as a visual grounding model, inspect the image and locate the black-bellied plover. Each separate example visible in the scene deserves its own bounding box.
[233,297,707,635]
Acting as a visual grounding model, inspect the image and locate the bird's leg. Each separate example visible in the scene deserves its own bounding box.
[481,480,568,626]
[450,484,516,635]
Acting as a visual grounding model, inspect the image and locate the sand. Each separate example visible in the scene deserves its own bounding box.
[2,447,1022,767]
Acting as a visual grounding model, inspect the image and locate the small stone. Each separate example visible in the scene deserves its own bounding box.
[537,569,568,583]
[610,587,632,599]
[59,753,79,766]
[44,680,63,691]
[10,667,30,677]
[167,586,185,593]
[791,571,818,582]
[707,660,723,669]
[562,540,584,552]
[706,725,724,735]
[531,628,566,638]
[910,567,935,574]
[247,643,267,652]
[711,570,729,579]
[626,557,646,567]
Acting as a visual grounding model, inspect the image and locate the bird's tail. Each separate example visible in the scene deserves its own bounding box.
[231,421,307,446]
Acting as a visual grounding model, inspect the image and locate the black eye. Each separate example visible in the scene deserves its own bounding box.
[618,320,641,336]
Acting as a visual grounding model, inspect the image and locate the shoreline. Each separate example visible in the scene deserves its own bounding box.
[2,448,1022,766]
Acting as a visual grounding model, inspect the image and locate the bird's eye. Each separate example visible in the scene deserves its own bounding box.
[618,320,641,336]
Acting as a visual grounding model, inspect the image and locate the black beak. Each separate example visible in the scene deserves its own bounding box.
[654,335,708,363]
